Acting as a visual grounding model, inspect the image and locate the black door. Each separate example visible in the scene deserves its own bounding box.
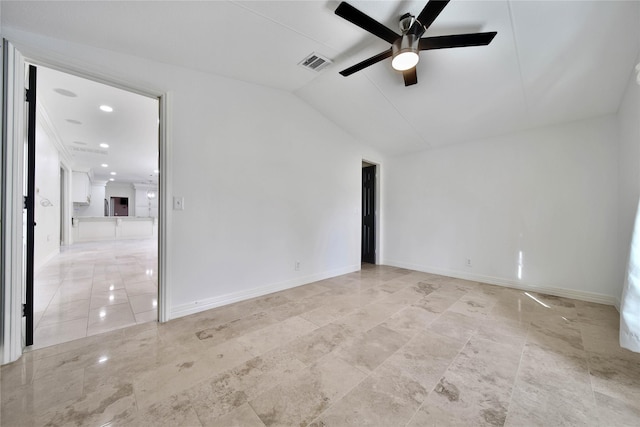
[362,165,375,264]
[24,64,37,346]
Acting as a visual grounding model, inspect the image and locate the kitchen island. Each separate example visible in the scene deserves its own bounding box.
[72,216,157,243]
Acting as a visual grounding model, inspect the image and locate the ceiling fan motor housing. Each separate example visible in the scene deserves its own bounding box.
[392,34,420,60]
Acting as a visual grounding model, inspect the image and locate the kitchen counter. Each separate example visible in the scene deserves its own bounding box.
[72,216,157,243]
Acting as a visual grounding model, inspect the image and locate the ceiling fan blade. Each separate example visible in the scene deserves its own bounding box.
[412,0,451,35]
[339,49,393,77]
[403,68,418,86]
[419,32,497,50]
[335,2,400,44]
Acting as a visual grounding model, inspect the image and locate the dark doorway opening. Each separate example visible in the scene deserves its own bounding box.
[362,163,376,264]
[110,196,129,216]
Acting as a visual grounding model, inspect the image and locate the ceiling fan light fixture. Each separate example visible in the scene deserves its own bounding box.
[392,34,419,71]
[392,51,419,71]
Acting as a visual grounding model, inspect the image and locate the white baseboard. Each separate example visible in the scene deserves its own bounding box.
[170,264,360,320]
[34,248,60,272]
[384,259,617,306]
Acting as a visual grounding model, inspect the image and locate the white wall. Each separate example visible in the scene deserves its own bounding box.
[617,54,640,304]
[3,28,385,319]
[384,115,620,302]
[134,185,158,218]
[34,120,60,270]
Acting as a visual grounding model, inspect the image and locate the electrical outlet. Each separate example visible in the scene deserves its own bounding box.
[295,261,300,271]
[465,258,472,267]
[173,196,184,210]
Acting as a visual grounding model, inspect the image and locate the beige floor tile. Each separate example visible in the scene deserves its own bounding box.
[209,403,264,427]
[5,264,637,426]
[135,309,159,323]
[186,348,307,424]
[129,292,158,314]
[33,317,88,349]
[32,239,158,349]
[381,330,467,391]
[406,401,468,427]
[427,372,512,426]
[427,310,479,341]
[36,377,138,426]
[195,311,279,346]
[447,293,496,319]
[333,324,410,373]
[588,350,640,406]
[90,288,130,309]
[38,298,91,326]
[127,394,203,427]
[311,363,428,426]
[333,300,406,332]
[87,303,137,336]
[381,305,440,338]
[283,323,355,365]
[412,290,462,314]
[237,315,318,356]
[133,347,234,408]
[594,391,640,427]
[249,355,366,426]
[125,279,158,296]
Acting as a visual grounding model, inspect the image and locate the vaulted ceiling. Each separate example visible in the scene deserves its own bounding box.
[3,0,640,156]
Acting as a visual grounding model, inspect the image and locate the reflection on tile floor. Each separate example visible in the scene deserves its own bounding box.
[32,239,158,349]
[3,265,639,426]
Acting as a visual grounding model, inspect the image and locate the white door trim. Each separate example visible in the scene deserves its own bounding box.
[1,40,27,364]
[0,40,172,364]
[362,158,382,265]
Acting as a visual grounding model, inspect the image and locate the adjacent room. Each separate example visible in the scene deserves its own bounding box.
[1,1,639,426]
[31,66,160,349]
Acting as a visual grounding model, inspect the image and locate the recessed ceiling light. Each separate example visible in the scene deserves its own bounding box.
[54,88,77,97]
[99,105,113,113]
[109,178,115,182]
[101,163,108,168]
[99,143,109,148]
[153,169,159,174]
[110,171,117,175]
[66,119,82,125]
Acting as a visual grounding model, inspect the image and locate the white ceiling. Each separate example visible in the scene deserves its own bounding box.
[4,0,640,157]
[37,66,159,185]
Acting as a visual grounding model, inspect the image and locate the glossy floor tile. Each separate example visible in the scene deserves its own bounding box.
[32,239,158,349]
[2,265,639,426]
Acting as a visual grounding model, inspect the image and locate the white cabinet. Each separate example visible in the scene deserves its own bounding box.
[72,171,91,204]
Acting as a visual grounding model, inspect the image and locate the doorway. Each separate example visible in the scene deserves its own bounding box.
[362,162,376,264]
[27,64,161,349]
[110,197,129,216]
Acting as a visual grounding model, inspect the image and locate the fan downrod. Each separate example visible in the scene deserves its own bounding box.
[398,13,415,34]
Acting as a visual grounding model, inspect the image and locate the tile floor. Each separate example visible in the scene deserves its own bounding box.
[2,265,640,426]
[33,239,158,349]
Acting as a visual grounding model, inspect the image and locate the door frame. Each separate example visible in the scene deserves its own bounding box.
[59,162,73,247]
[362,158,381,265]
[1,40,27,363]
[1,40,173,364]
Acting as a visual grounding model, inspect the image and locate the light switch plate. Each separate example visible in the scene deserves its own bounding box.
[173,196,184,210]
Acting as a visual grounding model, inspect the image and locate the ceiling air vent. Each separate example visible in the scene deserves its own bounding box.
[69,146,108,155]
[298,52,333,72]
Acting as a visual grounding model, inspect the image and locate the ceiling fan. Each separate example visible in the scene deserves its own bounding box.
[335,0,497,86]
